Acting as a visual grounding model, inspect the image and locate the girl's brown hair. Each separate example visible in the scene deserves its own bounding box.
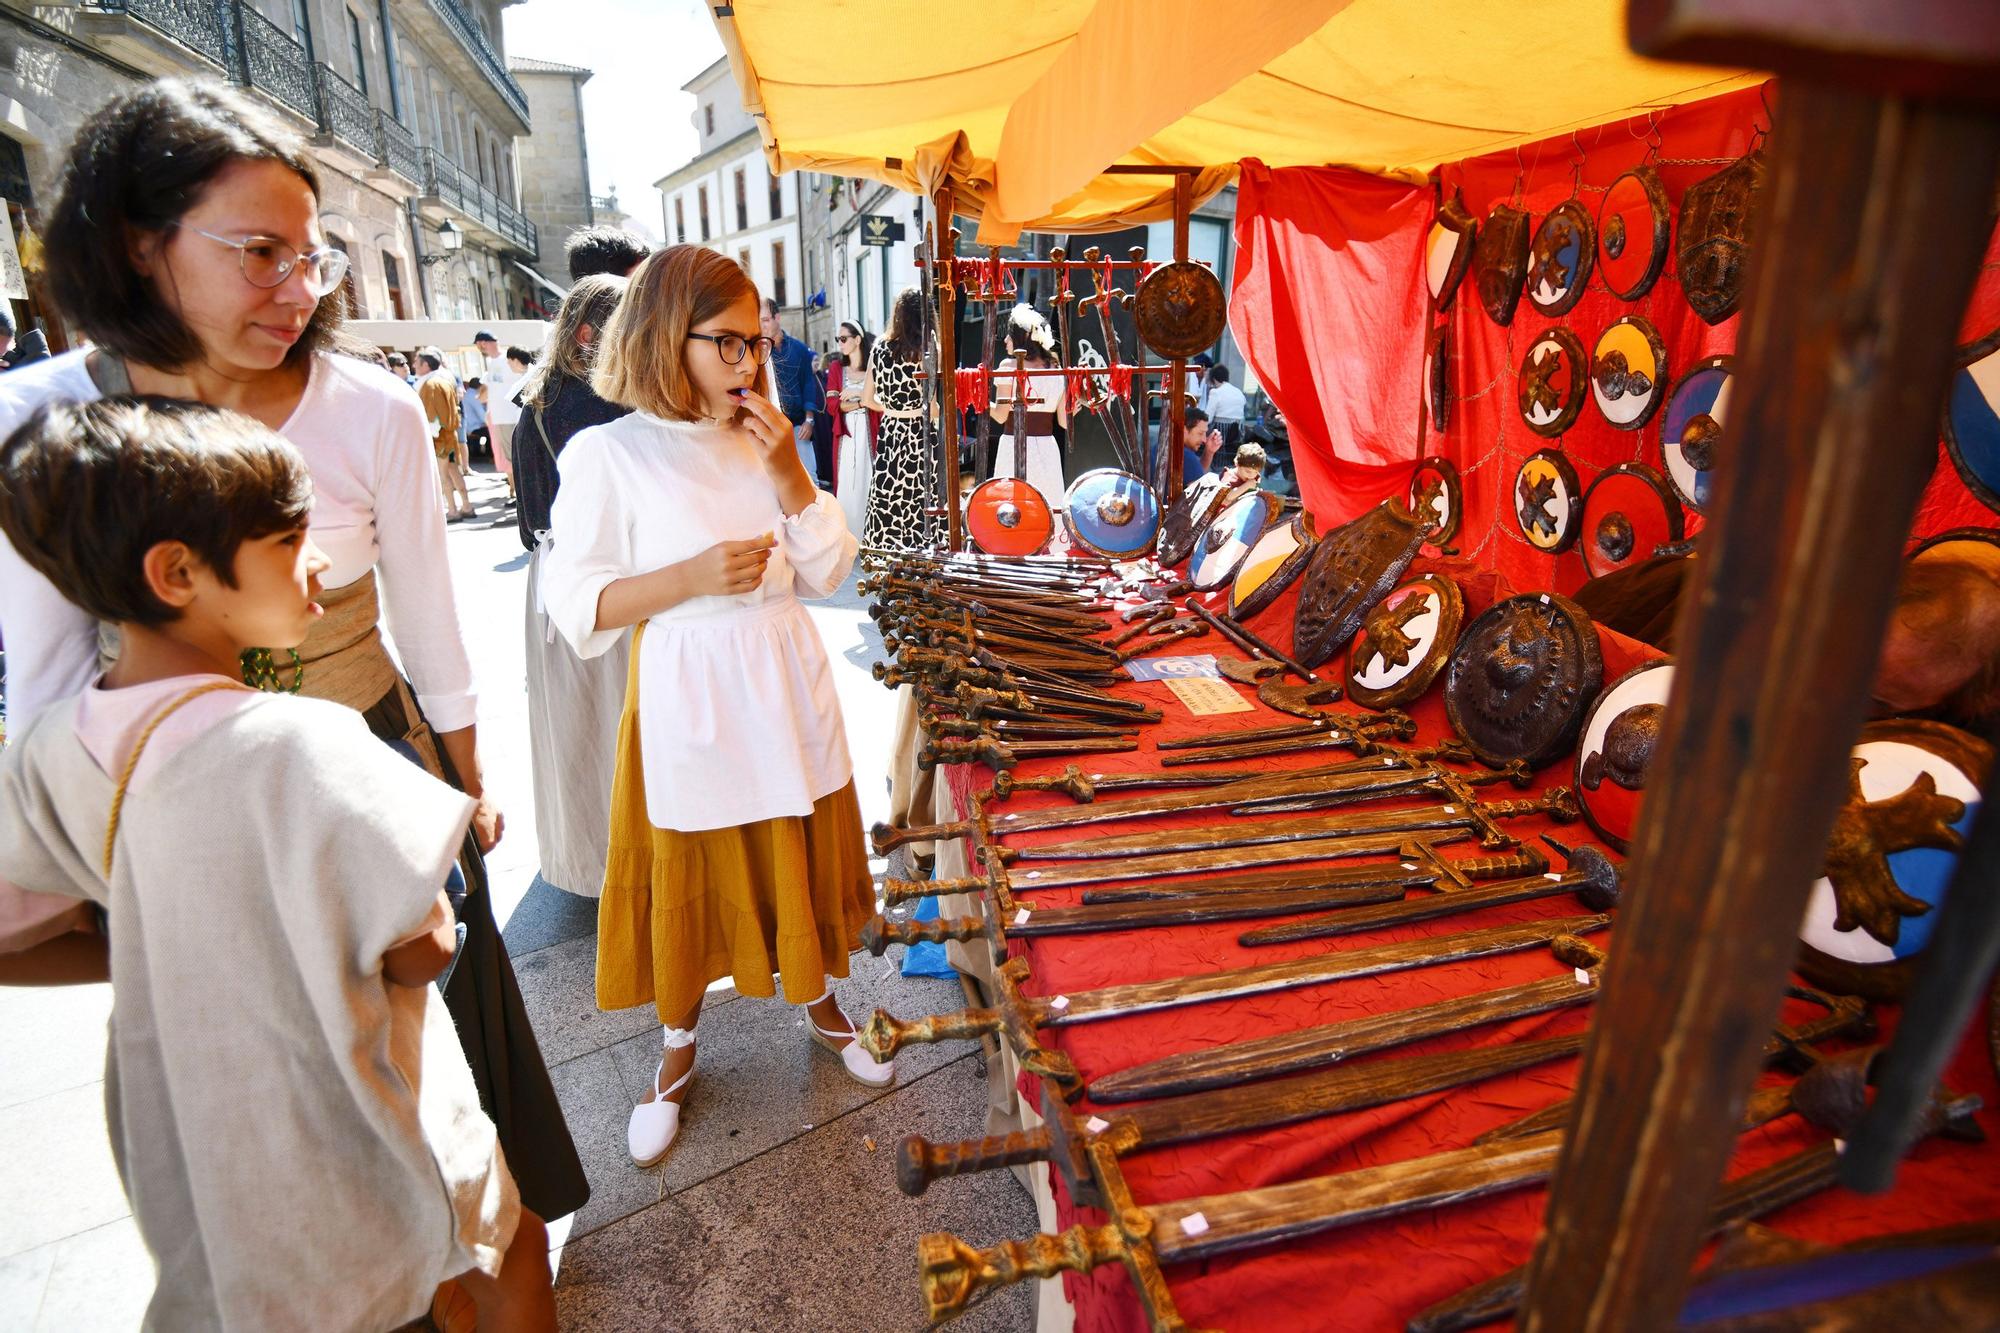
[592,245,759,420]
[521,272,626,410]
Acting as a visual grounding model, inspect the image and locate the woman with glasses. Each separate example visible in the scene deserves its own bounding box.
[826,320,876,535]
[0,80,587,1237]
[541,246,891,1169]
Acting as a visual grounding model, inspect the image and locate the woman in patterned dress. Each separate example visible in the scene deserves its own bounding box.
[862,287,935,550]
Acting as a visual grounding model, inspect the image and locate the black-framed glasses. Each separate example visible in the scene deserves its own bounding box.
[179,225,350,297]
[687,331,775,365]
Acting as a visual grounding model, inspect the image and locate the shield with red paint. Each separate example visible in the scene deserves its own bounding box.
[965,477,1053,557]
[1575,659,1675,852]
[1596,166,1671,300]
[1580,462,1684,579]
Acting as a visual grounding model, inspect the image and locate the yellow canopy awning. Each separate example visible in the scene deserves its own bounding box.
[712,0,1766,242]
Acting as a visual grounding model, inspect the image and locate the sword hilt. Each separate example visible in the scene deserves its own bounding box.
[920,737,1018,771]
[858,1005,1002,1060]
[918,1227,1128,1322]
[992,764,1096,802]
[859,912,985,956]
[955,685,1035,718]
[881,874,983,906]
[1477,787,1583,824]
[1427,844,1551,889]
[896,1127,1054,1196]
[869,818,972,854]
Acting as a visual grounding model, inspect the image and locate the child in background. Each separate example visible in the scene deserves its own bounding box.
[541,245,890,1170]
[0,398,554,1330]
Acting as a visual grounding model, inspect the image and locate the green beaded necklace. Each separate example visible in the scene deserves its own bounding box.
[239,647,306,694]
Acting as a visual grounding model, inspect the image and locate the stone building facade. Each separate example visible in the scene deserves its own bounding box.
[0,0,561,342]
[508,52,589,299]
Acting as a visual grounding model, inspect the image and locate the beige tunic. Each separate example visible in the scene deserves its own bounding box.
[0,690,515,1331]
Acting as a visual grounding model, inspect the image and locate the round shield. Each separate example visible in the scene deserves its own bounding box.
[1661,356,1733,514]
[1797,719,1992,1001]
[1911,526,2000,560]
[1596,166,1671,300]
[1346,573,1465,710]
[1157,472,1228,567]
[1515,448,1583,553]
[1230,513,1318,621]
[1426,324,1451,436]
[1427,189,1478,310]
[1580,462,1685,580]
[1943,329,2000,511]
[1519,327,1587,438]
[1475,203,1531,328]
[1063,469,1160,559]
[1407,456,1464,547]
[1135,261,1226,360]
[965,477,1053,557]
[1527,200,1595,319]
[1590,316,1668,432]
[1444,592,1604,769]
[1575,659,1675,852]
[1190,490,1280,591]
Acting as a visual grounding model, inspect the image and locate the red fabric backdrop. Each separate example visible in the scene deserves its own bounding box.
[1229,84,2000,602]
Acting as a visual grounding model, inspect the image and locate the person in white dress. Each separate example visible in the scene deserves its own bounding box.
[989,304,1070,507]
[828,320,875,536]
[539,245,892,1169]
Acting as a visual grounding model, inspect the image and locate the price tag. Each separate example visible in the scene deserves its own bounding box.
[1086,1116,1109,1135]
[1179,1211,1211,1237]
[1545,872,1565,882]
[1401,862,1419,871]
[1574,967,1593,986]
[1013,907,1031,926]
[1164,677,1255,717]
[1443,805,1457,814]
[1050,995,1070,1012]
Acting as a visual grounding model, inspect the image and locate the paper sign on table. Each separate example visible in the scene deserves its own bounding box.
[1163,677,1254,716]
[1125,654,1220,682]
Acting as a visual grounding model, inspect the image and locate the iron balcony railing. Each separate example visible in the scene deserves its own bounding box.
[226,3,314,118]
[419,147,537,255]
[421,0,530,125]
[373,108,422,184]
[93,0,230,60]
[311,63,373,155]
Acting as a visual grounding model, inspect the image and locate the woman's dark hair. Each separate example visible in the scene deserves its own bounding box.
[45,80,337,372]
[884,286,927,362]
[0,397,313,627]
[564,225,651,281]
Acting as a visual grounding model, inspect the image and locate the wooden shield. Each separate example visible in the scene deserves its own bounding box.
[1427,189,1479,310]
[1444,592,1604,769]
[1662,355,1734,514]
[1943,328,2000,511]
[1230,513,1318,621]
[1426,323,1451,437]
[1575,659,1675,852]
[1190,490,1281,591]
[1135,261,1226,359]
[1156,472,1228,566]
[1596,166,1671,300]
[1407,455,1464,547]
[1580,462,1685,579]
[965,477,1053,557]
[1519,327,1588,438]
[1291,490,1439,668]
[1474,203,1531,327]
[1796,719,1992,1001]
[1678,152,1766,325]
[1063,468,1161,559]
[1527,200,1595,318]
[1515,448,1583,553]
[1590,316,1668,432]
[1346,573,1465,710]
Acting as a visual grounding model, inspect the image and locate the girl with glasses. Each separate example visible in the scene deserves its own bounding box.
[0,79,587,1258]
[826,320,877,536]
[541,245,893,1170]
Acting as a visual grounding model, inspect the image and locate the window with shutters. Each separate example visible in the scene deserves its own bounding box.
[733,167,747,232]
[674,196,686,244]
[771,239,787,307]
[698,185,710,241]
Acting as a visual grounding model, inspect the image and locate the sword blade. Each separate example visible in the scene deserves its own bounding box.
[1009,830,1471,891]
[983,764,1436,836]
[1160,731,1376,765]
[1043,914,1610,1025]
[1009,801,1478,861]
[1009,881,1410,937]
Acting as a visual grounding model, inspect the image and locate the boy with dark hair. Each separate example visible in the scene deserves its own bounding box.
[564,224,651,280]
[0,397,554,1329]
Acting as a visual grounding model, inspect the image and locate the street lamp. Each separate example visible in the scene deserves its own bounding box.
[419,219,463,267]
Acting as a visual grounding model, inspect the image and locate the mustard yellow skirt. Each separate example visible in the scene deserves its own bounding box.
[595,626,876,1022]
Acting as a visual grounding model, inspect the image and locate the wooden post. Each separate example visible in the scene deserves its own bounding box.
[1519,83,2000,1332]
[934,184,961,551]
[1166,171,1192,506]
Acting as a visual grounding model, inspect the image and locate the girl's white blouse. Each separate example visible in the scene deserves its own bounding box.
[539,411,858,833]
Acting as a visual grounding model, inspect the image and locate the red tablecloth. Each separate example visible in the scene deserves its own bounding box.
[938,565,2000,1333]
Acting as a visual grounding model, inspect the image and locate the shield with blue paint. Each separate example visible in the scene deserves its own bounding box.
[1190,490,1280,591]
[1796,718,1991,1001]
[1062,468,1160,559]
[1663,356,1732,514]
[1944,330,2000,511]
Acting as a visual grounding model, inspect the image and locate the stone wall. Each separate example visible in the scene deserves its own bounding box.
[512,66,589,279]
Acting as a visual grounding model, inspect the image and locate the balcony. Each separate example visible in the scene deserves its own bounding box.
[406,0,531,132]
[417,146,538,257]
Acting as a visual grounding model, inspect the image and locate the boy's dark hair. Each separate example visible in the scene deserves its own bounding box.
[1208,364,1231,385]
[564,225,651,281]
[464,376,482,389]
[0,397,312,627]
[505,345,533,365]
[44,80,337,372]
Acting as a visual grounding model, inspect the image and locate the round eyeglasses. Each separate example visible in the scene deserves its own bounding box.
[180,225,351,297]
[687,331,775,365]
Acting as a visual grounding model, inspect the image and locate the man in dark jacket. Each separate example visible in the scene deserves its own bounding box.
[762,297,827,486]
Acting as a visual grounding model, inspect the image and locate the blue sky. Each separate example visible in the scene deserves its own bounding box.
[503,0,725,239]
